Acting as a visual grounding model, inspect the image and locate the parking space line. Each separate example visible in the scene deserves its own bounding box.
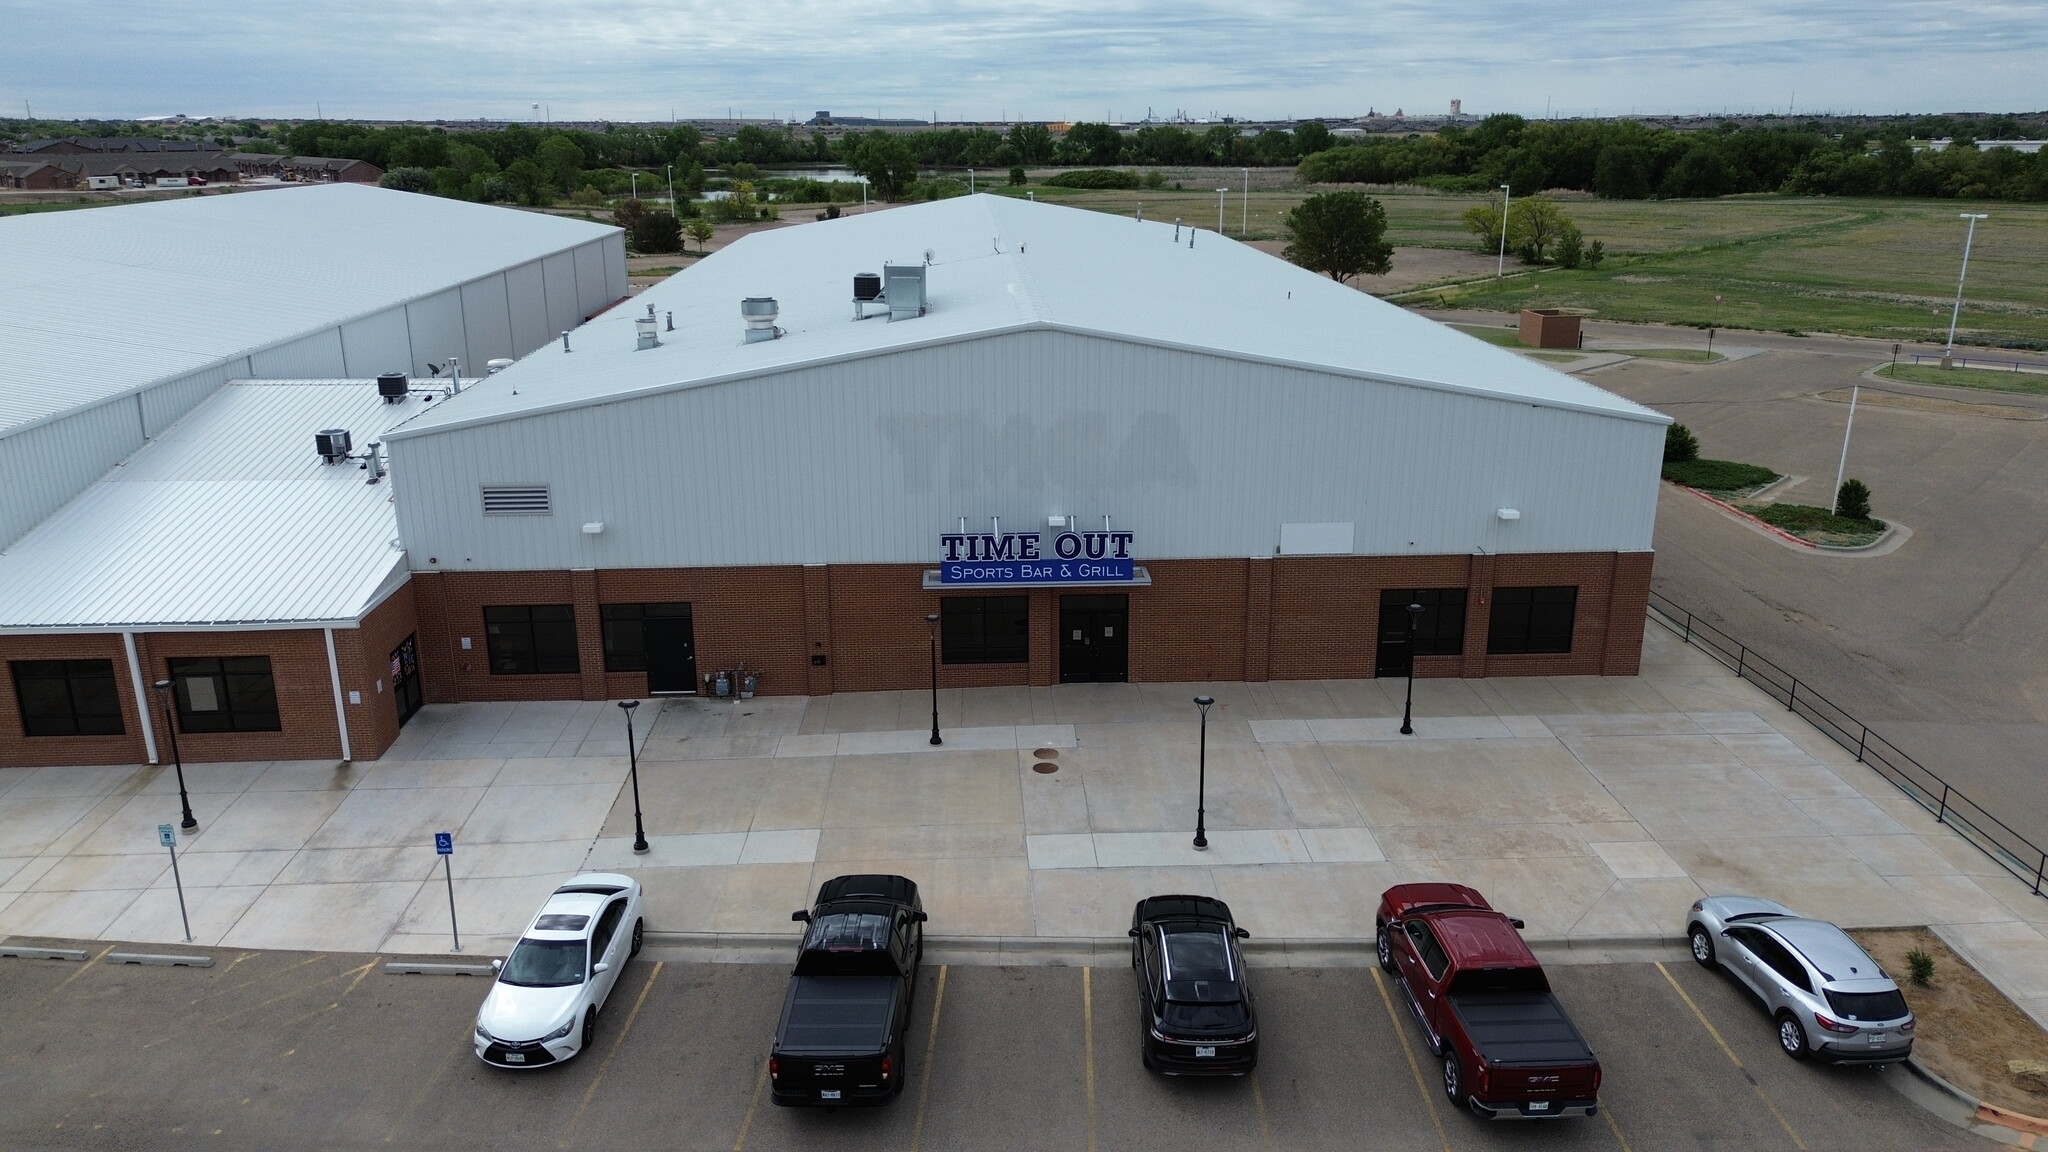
[731,1058,769,1151]
[1083,966,1098,1152]
[275,959,382,1049]
[384,1034,472,1144]
[1654,962,1807,1151]
[1601,1104,1634,1151]
[558,960,662,1149]
[29,944,116,1009]
[1368,967,1452,1152]
[190,952,330,1005]
[208,959,377,1026]
[1249,1070,1274,1152]
[907,964,949,1152]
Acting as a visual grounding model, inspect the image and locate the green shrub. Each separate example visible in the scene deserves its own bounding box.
[1043,168,1141,189]
[1008,166,1027,186]
[628,210,681,254]
[1906,948,1935,987]
[1664,423,1700,463]
[1747,502,1885,535]
[1585,239,1606,268]
[1661,458,1776,492]
[1836,478,1873,521]
[1141,169,1166,189]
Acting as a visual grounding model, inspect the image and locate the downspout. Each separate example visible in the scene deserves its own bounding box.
[123,631,158,765]
[324,627,353,763]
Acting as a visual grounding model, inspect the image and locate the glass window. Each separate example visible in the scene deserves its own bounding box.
[168,656,280,733]
[1487,586,1579,654]
[1825,988,1909,1021]
[11,659,124,737]
[1406,920,1450,981]
[599,602,691,672]
[498,938,586,987]
[941,596,1028,664]
[1380,589,1468,657]
[484,605,579,675]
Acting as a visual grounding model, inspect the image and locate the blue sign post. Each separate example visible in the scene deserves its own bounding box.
[435,832,460,952]
[158,824,192,943]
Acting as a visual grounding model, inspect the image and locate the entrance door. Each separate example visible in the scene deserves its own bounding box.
[1060,594,1129,683]
[390,635,423,726]
[644,613,699,695]
[1375,599,1416,678]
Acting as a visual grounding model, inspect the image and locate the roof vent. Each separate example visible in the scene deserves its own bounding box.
[636,315,660,350]
[741,297,782,343]
[486,358,515,375]
[883,265,927,322]
[377,372,408,403]
[315,428,352,464]
[482,485,551,515]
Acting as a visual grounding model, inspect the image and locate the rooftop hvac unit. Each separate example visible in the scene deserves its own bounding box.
[315,428,352,464]
[853,273,882,301]
[883,264,926,321]
[377,372,408,403]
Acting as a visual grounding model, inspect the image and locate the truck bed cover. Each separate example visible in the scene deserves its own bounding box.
[1448,992,1596,1067]
[776,975,899,1054]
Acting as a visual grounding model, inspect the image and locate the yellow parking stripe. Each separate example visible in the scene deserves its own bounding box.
[1250,1069,1274,1151]
[558,960,662,1148]
[1601,1102,1635,1152]
[907,964,949,1152]
[1083,966,1099,1152]
[1369,967,1452,1152]
[30,944,116,1009]
[1654,962,1807,1151]
[731,1058,769,1151]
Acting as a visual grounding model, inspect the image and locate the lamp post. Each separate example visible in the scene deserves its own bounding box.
[925,613,943,746]
[619,700,648,854]
[666,163,675,208]
[1241,167,1249,235]
[152,680,197,831]
[630,172,638,201]
[1399,602,1423,736]
[1945,213,1989,363]
[1496,184,1511,278]
[1192,696,1214,850]
[968,167,975,193]
[1216,188,1228,234]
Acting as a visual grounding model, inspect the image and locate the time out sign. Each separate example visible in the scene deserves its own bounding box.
[938,530,1135,585]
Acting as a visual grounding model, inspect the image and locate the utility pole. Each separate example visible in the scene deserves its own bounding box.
[1944,213,1989,364]
[1497,184,1511,277]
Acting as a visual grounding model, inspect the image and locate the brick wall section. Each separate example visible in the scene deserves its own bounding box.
[411,570,456,704]
[1243,558,1273,683]
[1462,552,1497,677]
[333,581,420,761]
[824,565,1029,693]
[1602,552,1654,676]
[1481,552,1625,678]
[135,629,343,762]
[1129,559,1250,682]
[803,565,834,695]
[571,570,605,701]
[0,634,149,767]
[595,566,809,698]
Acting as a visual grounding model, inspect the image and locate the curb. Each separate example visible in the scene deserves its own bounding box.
[1883,1057,2048,1146]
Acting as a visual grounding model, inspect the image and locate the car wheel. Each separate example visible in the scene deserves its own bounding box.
[1776,1012,1809,1060]
[1376,923,1396,973]
[630,917,644,958]
[1442,1052,1464,1105]
[1689,924,1715,968]
[580,1008,596,1053]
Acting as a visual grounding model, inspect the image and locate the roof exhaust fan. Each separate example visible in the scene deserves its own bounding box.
[742,296,783,343]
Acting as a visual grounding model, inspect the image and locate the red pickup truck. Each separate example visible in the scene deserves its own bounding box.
[1377,883,1602,1120]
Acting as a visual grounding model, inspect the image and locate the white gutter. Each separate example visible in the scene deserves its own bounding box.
[122,630,158,765]
[323,627,352,763]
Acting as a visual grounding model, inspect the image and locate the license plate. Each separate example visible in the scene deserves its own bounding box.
[504,1052,526,1063]
[1196,1046,1217,1058]
[1528,1101,1550,1112]
[819,1090,841,1101]
[1868,1033,1889,1044]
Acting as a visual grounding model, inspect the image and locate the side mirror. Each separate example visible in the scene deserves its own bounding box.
[1234,927,1251,939]
[1509,918,1526,930]
[913,910,929,924]
[592,961,610,974]
[791,910,811,923]
[1128,927,1141,938]
[491,958,503,972]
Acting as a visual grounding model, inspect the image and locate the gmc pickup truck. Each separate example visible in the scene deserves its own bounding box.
[769,874,926,1107]
[1377,883,1601,1120]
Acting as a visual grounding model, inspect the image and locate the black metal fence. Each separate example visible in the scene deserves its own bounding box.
[1647,590,2048,898]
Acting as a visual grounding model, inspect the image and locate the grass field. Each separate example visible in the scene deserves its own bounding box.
[1448,323,1523,347]
[1877,362,2048,395]
[1004,179,2048,348]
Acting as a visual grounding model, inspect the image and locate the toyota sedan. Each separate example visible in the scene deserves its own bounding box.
[474,873,644,1069]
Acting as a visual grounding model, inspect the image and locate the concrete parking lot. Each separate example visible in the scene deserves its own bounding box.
[0,948,1971,1151]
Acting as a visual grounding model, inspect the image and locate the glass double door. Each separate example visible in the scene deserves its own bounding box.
[1060,594,1129,683]
[390,635,424,726]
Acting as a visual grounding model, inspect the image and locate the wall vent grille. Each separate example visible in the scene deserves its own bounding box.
[481,485,551,515]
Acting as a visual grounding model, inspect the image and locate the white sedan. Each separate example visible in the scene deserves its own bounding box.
[474,873,644,1068]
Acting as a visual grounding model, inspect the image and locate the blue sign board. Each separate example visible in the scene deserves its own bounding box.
[942,558,1136,585]
[158,823,176,848]
[434,832,454,856]
[939,530,1136,586]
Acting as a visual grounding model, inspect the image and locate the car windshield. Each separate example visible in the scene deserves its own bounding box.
[1825,988,1909,1021]
[1162,926,1238,1003]
[499,938,586,987]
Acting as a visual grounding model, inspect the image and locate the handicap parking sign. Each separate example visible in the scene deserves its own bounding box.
[158,824,176,848]
[434,831,453,855]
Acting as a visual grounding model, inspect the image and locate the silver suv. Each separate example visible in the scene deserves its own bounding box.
[1687,896,1914,1064]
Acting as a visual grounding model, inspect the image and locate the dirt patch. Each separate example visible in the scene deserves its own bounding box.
[1243,243,1502,295]
[1850,927,2048,1115]
[1818,387,2046,421]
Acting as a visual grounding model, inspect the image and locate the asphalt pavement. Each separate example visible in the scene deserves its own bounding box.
[0,946,1973,1151]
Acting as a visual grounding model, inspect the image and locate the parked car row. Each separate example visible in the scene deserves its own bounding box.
[469,873,1915,1122]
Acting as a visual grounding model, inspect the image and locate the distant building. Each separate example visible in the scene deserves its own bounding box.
[1927,138,2045,154]
[0,159,75,190]
[9,137,211,156]
[52,152,238,186]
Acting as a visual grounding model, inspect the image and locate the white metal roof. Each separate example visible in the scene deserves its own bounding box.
[388,194,1665,441]
[0,184,618,436]
[0,379,415,630]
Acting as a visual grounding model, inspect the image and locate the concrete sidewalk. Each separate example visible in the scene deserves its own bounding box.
[7,627,2048,1026]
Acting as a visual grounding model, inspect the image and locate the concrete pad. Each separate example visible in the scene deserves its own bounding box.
[244,761,359,792]
[305,786,486,850]
[136,761,272,794]
[0,887,143,939]
[0,856,60,894]
[1414,855,1619,938]
[1889,872,2029,926]
[30,852,168,892]
[1792,796,1910,836]
[196,790,348,853]
[1378,823,1594,862]
[738,827,822,865]
[1661,839,1909,927]
[0,795,103,857]
[1028,866,1219,938]
[392,872,572,941]
[1020,760,1091,835]
[1937,920,2048,1002]
[814,823,1021,862]
[221,881,421,952]
[1299,827,1385,863]
[1249,719,1314,744]
[1687,712,1778,734]
[449,840,599,880]
[714,864,817,933]
[68,790,239,857]
[1568,876,1704,938]
[1262,744,1365,828]
[815,856,1033,937]
[353,758,505,790]
[824,753,1021,829]
[586,832,745,870]
[1210,861,1408,939]
[1025,833,1098,870]
[461,783,619,844]
[1014,724,1077,749]
[1590,840,1689,879]
[1574,821,1653,843]
[153,850,294,889]
[1540,713,1705,738]
[1836,834,1964,877]
[489,757,626,787]
[0,857,33,888]
[772,734,840,758]
[1094,829,1312,868]
[273,846,438,885]
[632,865,729,933]
[104,884,266,947]
[5,763,142,798]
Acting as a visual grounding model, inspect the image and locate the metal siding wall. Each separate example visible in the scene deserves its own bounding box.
[572,243,608,317]
[339,308,414,378]
[0,401,143,546]
[248,328,346,378]
[405,290,468,378]
[460,276,515,367]
[139,358,245,438]
[601,237,628,300]
[541,252,580,338]
[504,262,550,355]
[393,330,1661,572]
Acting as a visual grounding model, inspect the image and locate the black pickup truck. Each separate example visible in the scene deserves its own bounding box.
[769,874,926,1107]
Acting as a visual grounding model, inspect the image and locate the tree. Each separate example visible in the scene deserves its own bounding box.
[535,135,584,193]
[1008,166,1026,186]
[613,197,651,233]
[378,166,433,194]
[502,158,551,206]
[1460,201,1503,254]
[1664,423,1700,463]
[1054,122,1124,166]
[1294,120,1333,156]
[630,210,682,254]
[1506,195,1570,263]
[1007,123,1054,164]
[1835,478,1873,520]
[1553,221,1586,269]
[1281,191,1393,282]
[685,218,714,252]
[845,131,917,199]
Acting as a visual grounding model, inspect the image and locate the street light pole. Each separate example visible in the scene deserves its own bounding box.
[1945,213,1989,362]
[1399,602,1423,736]
[968,167,975,193]
[630,172,638,201]
[666,164,674,208]
[925,613,943,746]
[1241,167,1249,235]
[152,680,198,830]
[619,700,648,854]
[1497,184,1511,278]
[1216,188,1228,234]
[1192,696,1214,850]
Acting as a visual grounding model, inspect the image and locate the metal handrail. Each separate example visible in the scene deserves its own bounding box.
[1646,590,2048,897]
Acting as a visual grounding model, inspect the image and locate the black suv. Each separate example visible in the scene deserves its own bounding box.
[1129,895,1258,1075]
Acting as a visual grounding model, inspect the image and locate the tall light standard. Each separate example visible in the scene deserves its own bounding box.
[968,167,975,193]
[1216,188,1228,234]
[1241,168,1249,235]
[1399,602,1423,736]
[630,172,638,201]
[925,613,943,746]
[152,680,198,831]
[666,163,675,208]
[1944,213,1990,363]
[1192,696,1215,850]
[1496,184,1512,278]
[618,700,648,854]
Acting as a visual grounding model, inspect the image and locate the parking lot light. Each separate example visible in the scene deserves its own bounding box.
[1400,602,1424,736]
[619,700,648,854]
[1193,695,1215,850]
[152,679,198,831]
[926,613,943,746]
[1945,213,1989,361]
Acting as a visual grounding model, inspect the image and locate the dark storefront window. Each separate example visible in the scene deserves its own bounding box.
[484,605,580,674]
[168,656,281,733]
[942,596,1029,664]
[1379,589,1468,656]
[600,603,693,672]
[12,660,125,737]
[1487,587,1579,654]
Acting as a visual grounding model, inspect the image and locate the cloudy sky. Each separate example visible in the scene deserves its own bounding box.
[6,0,2044,122]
